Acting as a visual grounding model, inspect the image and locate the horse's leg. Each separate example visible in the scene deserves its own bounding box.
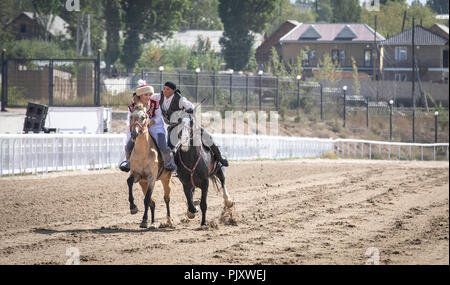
[127,174,138,214]
[199,179,209,227]
[183,183,198,219]
[149,178,156,229]
[215,166,233,208]
[160,171,174,228]
[139,179,150,228]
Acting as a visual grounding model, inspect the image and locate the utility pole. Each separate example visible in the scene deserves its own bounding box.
[78,13,92,56]
[401,10,407,32]
[374,15,379,101]
[412,17,416,142]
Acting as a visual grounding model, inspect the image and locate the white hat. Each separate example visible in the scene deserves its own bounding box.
[136,85,154,96]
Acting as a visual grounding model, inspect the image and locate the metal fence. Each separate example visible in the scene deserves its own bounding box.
[0,133,447,177]
[1,51,101,108]
[100,70,448,143]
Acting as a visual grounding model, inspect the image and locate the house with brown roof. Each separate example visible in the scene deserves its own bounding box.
[255,20,300,70]
[380,25,448,83]
[278,22,385,78]
[4,12,70,41]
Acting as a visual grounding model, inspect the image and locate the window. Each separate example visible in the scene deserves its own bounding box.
[395,47,407,61]
[395,73,407,81]
[332,49,345,65]
[309,50,316,60]
[20,24,27,33]
[364,49,372,67]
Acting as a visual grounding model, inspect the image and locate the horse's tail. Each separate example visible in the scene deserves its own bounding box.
[210,173,221,194]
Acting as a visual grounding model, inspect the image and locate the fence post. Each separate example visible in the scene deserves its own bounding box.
[343,86,347,127]
[245,73,249,112]
[320,83,323,121]
[229,72,232,105]
[366,97,369,128]
[213,71,216,108]
[196,70,199,103]
[434,111,438,143]
[1,49,6,111]
[96,49,102,106]
[259,72,262,111]
[49,60,54,106]
[276,75,279,111]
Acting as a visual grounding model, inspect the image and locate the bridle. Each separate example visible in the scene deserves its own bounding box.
[131,111,149,136]
[177,114,202,188]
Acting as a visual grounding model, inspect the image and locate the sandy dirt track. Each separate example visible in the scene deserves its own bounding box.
[0,159,448,265]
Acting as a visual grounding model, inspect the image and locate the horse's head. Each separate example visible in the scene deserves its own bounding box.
[130,103,148,141]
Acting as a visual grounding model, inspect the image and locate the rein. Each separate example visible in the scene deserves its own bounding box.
[178,147,201,189]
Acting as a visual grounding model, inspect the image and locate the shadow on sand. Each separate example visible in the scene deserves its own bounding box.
[33,225,177,235]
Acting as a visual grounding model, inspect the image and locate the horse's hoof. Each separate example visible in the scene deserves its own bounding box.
[187,210,196,219]
[140,221,148,228]
[130,206,138,215]
[225,199,234,208]
[149,223,156,229]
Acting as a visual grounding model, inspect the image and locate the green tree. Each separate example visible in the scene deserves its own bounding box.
[316,0,333,22]
[181,0,223,30]
[360,0,436,38]
[59,0,105,55]
[104,0,121,75]
[427,0,449,14]
[331,0,361,23]
[31,0,62,42]
[120,0,145,71]
[315,53,341,84]
[120,0,188,71]
[265,0,316,36]
[219,0,277,71]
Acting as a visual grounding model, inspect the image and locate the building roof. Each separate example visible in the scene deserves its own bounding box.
[280,23,385,43]
[382,25,447,46]
[429,23,449,40]
[21,12,70,39]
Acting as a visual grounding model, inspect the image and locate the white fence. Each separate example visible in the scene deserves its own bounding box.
[0,134,126,176]
[334,138,449,161]
[0,134,448,177]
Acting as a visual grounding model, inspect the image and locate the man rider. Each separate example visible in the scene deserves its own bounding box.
[153,81,229,167]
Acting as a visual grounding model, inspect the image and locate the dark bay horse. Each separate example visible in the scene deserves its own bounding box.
[127,104,174,229]
[175,114,233,227]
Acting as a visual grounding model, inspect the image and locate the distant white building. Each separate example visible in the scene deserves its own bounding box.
[151,30,264,53]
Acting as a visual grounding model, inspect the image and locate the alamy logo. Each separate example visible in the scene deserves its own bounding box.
[66,247,80,265]
[66,0,80,12]
[365,247,380,265]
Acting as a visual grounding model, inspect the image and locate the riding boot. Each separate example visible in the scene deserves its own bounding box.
[119,151,131,172]
[209,144,229,167]
[155,132,177,172]
[119,139,134,172]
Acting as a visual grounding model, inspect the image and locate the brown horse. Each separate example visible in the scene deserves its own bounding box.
[127,104,174,229]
